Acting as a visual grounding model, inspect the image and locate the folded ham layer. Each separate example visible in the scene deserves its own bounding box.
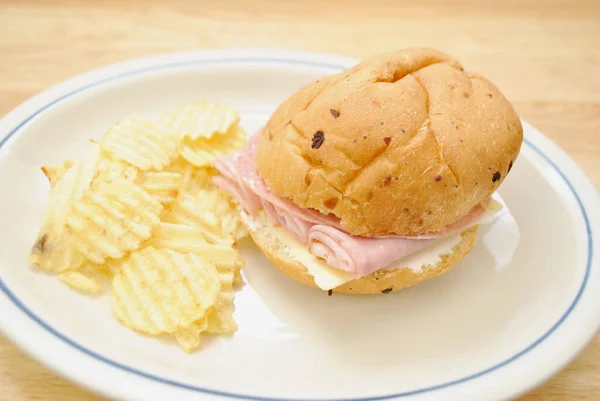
[214,132,485,279]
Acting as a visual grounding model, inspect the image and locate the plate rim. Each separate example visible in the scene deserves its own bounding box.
[0,49,599,401]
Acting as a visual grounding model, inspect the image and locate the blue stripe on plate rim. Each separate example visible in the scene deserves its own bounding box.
[0,57,593,400]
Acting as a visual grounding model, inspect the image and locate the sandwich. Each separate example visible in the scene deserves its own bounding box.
[214,48,523,294]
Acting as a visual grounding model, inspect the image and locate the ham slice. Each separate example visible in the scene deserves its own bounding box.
[214,130,489,279]
[214,152,262,213]
[307,225,435,278]
[214,133,343,228]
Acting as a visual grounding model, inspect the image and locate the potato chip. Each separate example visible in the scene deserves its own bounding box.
[165,186,247,244]
[111,247,221,335]
[178,125,246,167]
[209,235,243,334]
[150,222,244,271]
[98,159,138,182]
[158,102,239,140]
[66,177,162,264]
[58,261,113,293]
[163,161,248,242]
[42,160,74,188]
[39,143,101,228]
[135,171,183,205]
[160,195,225,244]
[150,221,224,255]
[100,116,179,171]
[149,222,244,337]
[217,195,248,242]
[233,268,244,287]
[152,220,242,347]
[31,143,101,272]
[196,188,248,242]
[43,158,137,190]
[30,231,84,273]
[228,218,249,242]
[205,271,237,334]
[177,164,217,197]
[175,314,209,353]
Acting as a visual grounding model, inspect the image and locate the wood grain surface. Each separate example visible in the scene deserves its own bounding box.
[0,0,599,399]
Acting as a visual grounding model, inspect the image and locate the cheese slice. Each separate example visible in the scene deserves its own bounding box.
[242,210,353,289]
[243,195,506,290]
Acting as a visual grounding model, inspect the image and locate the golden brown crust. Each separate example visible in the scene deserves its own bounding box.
[255,48,522,236]
[248,219,479,295]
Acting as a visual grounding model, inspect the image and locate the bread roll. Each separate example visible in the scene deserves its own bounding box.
[255,48,522,236]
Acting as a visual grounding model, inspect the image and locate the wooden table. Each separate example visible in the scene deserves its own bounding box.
[1,0,599,399]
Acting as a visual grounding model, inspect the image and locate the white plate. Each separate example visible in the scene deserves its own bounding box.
[0,49,599,401]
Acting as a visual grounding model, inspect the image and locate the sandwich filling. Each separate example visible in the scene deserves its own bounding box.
[215,132,500,280]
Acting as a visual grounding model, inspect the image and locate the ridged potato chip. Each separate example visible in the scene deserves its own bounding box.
[159,102,239,140]
[206,233,243,335]
[30,231,84,273]
[175,281,237,352]
[98,159,138,182]
[206,269,237,334]
[160,195,225,244]
[224,220,247,243]
[42,160,75,189]
[196,188,248,242]
[179,125,246,167]
[163,162,246,244]
[100,116,179,171]
[66,177,163,264]
[149,222,232,260]
[154,221,242,349]
[150,221,243,337]
[135,171,183,205]
[111,247,221,335]
[177,164,217,197]
[39,143,100,228]
[161,188,247,245]
[43,158,138,189]
[31,143,101,272]
[58,261,113,293]
[175,314,209,353]
[150,222,243,276]
[176,286,237,352]
[37,154,162,265]
[233,268,243,286]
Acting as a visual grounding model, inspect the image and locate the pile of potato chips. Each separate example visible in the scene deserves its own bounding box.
[30,102,248,352]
